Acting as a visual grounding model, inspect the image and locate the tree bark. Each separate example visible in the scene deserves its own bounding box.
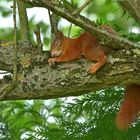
[0,0,140,101]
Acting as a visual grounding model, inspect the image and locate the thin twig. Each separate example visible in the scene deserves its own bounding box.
[17,0,30,41]
[0,0,18,100]
[48,10,59,35]
[13,0,18,83]
[72,0,93,15]
[48,10,54,34]
[68,0,74,37]
[68,23,73,37]
[48,0,60,48]
[34,24,43,54]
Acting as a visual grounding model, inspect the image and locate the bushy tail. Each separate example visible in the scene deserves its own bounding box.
[116,85,140,129]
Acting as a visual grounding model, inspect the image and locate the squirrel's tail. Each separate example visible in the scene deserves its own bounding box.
[116,85,140,129]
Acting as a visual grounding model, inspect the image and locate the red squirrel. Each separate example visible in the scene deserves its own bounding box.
[48,25,115,73]
[48,25,140,129]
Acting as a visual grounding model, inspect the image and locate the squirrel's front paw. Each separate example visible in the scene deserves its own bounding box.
[48,58,56,66]
[88,66,97,74]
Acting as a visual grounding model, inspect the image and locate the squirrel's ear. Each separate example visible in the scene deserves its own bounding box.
[55,30,64,40]
[51,31,64,48]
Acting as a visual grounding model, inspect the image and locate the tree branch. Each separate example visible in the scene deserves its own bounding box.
[48,0,59,34]
[0,41,140,101]
[20,0,140,50]
[119,0,140,26]
[34,24,43,55]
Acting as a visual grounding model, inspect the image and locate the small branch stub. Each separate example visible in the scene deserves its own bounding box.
[34,24,43,55]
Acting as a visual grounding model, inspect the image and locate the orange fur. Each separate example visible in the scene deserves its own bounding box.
[116,85,140,129]
[48,25,140,130]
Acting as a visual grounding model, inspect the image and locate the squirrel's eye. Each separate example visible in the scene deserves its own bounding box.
[55,40,60,47]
